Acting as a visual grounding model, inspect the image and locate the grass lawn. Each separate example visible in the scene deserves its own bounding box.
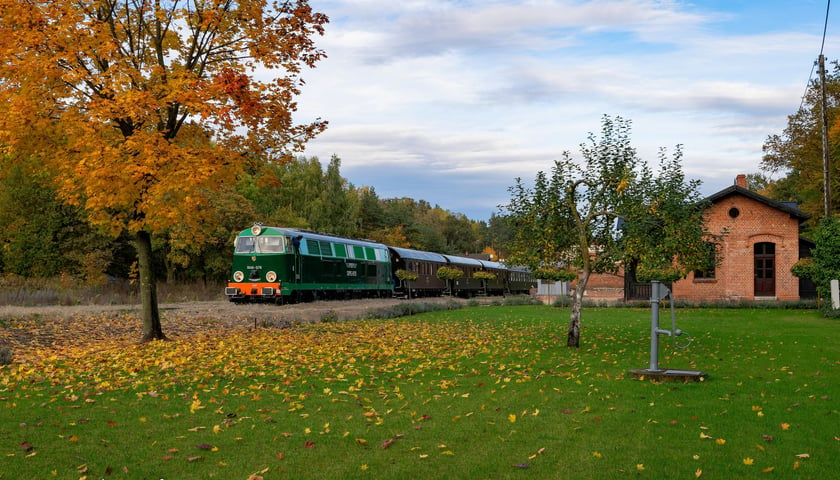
[1,305,837,479]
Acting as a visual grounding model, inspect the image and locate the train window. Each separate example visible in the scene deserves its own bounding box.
[235,236,256,253]
[353,246,364,259]
[306,239,320,255]
[334,243,347,258]
[320,241,333,256]
[364,247,375,261]
[257,236,284,253]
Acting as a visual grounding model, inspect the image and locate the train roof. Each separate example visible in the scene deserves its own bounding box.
[443,254,484,267]
[478,259,506,270]
[389,246,447,263]
[244,226,388,250]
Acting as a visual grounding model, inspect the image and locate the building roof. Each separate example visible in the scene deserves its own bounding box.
[705,185,810,221]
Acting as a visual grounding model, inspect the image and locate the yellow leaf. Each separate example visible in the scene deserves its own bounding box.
[715,438,725,445]
[695,468,702,478]
[762,467,775,473]
[743,458,754,465]
[592,452,602,458]
[781,423,790,430]
[636,464,644,471]
[508,414,516,423]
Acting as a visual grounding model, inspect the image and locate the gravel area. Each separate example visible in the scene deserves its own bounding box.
[0,297,498,363]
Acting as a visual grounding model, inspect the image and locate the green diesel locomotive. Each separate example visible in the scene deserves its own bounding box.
[225,224,536,303]
[225,225,393,303]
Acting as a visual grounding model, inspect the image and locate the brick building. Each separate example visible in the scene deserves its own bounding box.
[669,174,812,302]
[576,174,814,304]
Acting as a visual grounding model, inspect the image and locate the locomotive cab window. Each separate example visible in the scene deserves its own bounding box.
[257,236,285,253]
[235,236,256,254]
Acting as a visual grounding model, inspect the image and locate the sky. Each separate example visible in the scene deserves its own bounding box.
[292,0,837,221]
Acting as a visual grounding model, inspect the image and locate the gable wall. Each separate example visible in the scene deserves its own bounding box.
[671,193,802,301]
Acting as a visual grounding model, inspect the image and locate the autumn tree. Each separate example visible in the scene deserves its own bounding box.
[0,0,328,341]
[761,59,840,223]
[502,116,712,347]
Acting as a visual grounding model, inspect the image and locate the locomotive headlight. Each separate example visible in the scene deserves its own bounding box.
[233,271,245,282]
[266,271,277,283]
[251,224,262,235]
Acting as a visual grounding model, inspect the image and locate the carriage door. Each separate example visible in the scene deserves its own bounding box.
[754,242,776,297]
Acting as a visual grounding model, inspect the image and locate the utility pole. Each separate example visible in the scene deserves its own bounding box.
[819,54,832,217]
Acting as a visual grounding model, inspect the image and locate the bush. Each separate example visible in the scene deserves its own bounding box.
[812,216,840,316]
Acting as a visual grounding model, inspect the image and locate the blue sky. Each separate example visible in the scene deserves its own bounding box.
[294,0,836,221]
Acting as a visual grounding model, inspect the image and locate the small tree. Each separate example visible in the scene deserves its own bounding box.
[502,115,712,347]
[395,269,419,299]
[473,270,497,295]
[436,266,464,296]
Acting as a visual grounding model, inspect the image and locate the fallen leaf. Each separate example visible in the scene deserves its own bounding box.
[195,444,214,450]
[795,453,810,459]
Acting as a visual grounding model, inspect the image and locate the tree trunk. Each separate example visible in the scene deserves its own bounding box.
[567,271,590,348]
[137,230,166,342]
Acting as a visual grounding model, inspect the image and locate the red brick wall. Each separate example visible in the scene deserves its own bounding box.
[572,271,624,303]
[672,193,801,302]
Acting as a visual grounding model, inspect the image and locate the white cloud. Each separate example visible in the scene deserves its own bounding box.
[292,0,832,219]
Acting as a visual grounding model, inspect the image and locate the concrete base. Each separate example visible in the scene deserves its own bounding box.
[629,368,707,382]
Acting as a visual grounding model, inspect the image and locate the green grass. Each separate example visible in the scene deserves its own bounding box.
[1,306,837,479]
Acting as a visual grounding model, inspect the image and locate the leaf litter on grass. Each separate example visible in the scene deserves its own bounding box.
[1,307,838,479]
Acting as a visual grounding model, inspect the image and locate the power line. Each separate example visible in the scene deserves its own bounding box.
[820,0,832,56]
[798,1,832,114]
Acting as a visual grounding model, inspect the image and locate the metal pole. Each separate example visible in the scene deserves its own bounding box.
[649,280,660,371]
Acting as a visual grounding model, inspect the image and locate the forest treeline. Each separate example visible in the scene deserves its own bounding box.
[0,154,510,285]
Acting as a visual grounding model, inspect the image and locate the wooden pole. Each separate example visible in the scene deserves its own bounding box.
[819,54,832,217]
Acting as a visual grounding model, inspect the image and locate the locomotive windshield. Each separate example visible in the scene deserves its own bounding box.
[234,235,286,254]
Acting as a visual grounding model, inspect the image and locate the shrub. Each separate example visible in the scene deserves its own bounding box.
[812,216,840,316]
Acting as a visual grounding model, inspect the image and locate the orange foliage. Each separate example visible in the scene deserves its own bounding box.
[0,0,329,237]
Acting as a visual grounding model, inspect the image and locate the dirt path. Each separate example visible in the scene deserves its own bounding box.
[0,297,495,363]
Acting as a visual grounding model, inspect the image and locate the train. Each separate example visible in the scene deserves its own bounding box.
[224,224,536,304]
